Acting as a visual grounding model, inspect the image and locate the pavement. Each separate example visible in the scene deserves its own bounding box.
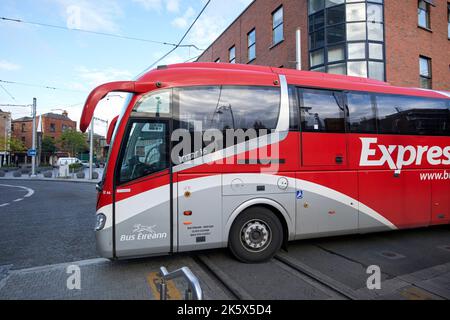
[0,180,449,300]
[0,167,103,184]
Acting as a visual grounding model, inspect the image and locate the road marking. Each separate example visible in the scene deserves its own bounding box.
[0,184,34,207]
[146,272,183,300]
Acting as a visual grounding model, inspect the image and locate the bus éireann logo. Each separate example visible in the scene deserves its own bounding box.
[359,137,450,173]
[120,224,168,242]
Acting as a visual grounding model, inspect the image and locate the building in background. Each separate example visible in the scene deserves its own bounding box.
[0,109,12,166]
[197,0,450,91]
[12,111,77,164]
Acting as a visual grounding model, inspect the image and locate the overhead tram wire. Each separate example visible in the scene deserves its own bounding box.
[138,0,211,75]
[184,54,201,63]
[0,16,203,50]
[0,84,17,101]
[0,79,87,93]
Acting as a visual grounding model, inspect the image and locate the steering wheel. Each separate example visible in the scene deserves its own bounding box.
[144,147,160,165]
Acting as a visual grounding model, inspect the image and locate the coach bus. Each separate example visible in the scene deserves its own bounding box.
[80,63,450,263]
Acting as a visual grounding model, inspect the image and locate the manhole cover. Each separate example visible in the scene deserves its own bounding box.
[378,251,405,260]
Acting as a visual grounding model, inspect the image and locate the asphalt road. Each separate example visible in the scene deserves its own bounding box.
[0,181,97,269]
[0,179,449,299]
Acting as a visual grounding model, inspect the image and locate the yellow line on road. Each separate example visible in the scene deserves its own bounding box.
[399,286,437,300]
[146,271,183,300]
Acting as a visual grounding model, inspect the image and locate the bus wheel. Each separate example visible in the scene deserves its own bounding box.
[229,206,283,263]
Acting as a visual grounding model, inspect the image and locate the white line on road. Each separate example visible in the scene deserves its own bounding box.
[0,184,35,207]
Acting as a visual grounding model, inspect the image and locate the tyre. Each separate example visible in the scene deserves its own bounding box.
[229,206,283,263]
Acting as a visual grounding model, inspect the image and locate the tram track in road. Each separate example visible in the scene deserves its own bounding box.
[194,251,355,300]
[274,252,358,300]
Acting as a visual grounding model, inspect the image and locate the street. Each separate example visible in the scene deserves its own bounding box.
[0,180,449,300]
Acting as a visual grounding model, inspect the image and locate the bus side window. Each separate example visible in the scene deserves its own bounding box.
[298,88,345,133]
[376,94,450,136]
[346,92,377,134]
[289,86,300,131]
[175,86,281,162]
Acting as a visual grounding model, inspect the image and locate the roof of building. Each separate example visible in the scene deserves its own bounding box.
[41,112,73,121]
[13,112,75,122]
[12,116,32,122]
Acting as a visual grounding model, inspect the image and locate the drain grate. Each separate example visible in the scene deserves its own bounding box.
[378,251,405,260]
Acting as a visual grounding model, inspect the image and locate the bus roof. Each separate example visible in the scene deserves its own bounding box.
[80,62,449,132]
[153,62,449,100]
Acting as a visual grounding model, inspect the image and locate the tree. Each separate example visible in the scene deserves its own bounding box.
[58,129,88,157]
[41,135,57,154]
[9,137,26,152]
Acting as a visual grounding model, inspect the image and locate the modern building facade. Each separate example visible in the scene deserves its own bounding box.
[197,0,450,91]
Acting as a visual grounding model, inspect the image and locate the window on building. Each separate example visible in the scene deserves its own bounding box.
[248,29,256,62]
[214,58,220,63]
[308,0,386,81]
[272,6,284,45]
[418,0,431,29]
[21,137,25,143]
[229,46,236,64]
[419,56,432,89]
[21,123,26,132]
[62,124,68,132]
[50,123,56,132]
[448,3,450,38]
[299,88,345,133]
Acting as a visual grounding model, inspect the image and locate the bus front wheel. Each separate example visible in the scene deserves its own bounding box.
[229,206,283,263]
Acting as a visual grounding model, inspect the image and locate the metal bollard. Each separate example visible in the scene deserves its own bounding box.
[158,266,203,300]
[159,279,167,300]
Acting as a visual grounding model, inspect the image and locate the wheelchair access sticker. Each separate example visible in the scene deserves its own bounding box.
[296,190,304,200]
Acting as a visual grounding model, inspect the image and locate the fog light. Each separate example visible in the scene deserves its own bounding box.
[95,213,106,231]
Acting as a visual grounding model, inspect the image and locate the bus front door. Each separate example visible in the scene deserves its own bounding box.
[113,120,172,258]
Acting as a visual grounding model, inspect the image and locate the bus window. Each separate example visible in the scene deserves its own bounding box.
[299,88,345,133]
[347,92,377,133]
[376,94,450,136]
[118,121,169,184]
[133,90,171,115]
[177,86,280,132]
[289,86,299,131]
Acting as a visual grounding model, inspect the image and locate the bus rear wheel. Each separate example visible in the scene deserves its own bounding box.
[229,206,283,263]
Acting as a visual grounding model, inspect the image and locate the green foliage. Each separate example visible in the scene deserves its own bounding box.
[58,129,88,157]
[69,162,83,172]
[41,135,57,154]
[9,137,26,152]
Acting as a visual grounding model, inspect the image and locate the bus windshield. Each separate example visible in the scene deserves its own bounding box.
[100,93,133,185]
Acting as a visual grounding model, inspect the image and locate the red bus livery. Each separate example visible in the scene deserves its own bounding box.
[81,63,449,263]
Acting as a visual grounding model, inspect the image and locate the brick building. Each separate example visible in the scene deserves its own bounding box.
[12,111,77,149]
[197,0,450,91]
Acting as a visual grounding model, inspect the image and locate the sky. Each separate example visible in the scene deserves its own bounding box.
[0,0,252,136]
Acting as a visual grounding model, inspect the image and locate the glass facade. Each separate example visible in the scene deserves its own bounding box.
[308,0,385,81]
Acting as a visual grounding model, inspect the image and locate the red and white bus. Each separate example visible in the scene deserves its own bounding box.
[80,63,450,263]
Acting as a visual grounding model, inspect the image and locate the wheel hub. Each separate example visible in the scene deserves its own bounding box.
[240,220,272,252]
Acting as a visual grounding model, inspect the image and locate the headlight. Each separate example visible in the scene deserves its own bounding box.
[95,213,106,231]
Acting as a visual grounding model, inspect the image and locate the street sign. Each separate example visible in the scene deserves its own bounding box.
[27,149,37,157]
